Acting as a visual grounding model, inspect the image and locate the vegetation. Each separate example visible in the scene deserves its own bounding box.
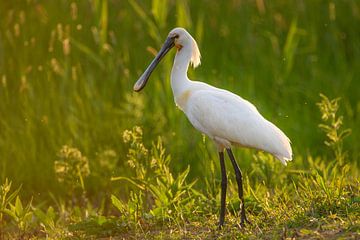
[0,0,359,239]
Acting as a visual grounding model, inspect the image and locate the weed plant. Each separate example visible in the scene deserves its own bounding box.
[0,0,359,239]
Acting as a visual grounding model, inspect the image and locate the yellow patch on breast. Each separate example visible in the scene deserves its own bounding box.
[175,90,192,110]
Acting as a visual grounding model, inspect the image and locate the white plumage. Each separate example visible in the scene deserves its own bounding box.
[167,28,292,165]
[134,27,293,227]
[180,85,292,164]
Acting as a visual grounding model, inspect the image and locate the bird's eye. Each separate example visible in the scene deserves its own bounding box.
[173,34,179,39]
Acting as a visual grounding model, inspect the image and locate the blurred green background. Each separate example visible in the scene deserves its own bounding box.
[0,0,359,199]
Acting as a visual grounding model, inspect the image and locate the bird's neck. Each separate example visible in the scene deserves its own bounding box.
[171,46,192,97]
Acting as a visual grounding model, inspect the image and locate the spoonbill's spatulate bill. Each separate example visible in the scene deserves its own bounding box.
[134,27,292,228]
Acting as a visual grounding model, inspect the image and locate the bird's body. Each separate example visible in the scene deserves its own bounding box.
[134,27,292,228]
[169,35,292,164]
[175,83,292,164]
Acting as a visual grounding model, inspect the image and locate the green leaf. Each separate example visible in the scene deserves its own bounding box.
[110,176,145,190]
[24,211,33,223]
[3,208,18,221]
[128,0,161,44]
[151,0,168,28]
[190,188,207,200]
[111,195,126,213]
[97,215,107,226]
[46,206,56,221]
[100,0,108,47]
[15,196,23,216]
[283,18,299,75]
[4,184,22,207]
[177,165,190,188]
[176,1,192,29]
[70,37,105,69]
[34,206,55,228]
[351,196,360,204]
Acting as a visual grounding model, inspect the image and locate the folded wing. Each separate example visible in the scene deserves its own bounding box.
[185,88,292,165]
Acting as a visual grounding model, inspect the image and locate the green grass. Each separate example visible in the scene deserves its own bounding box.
[0,0,359,239]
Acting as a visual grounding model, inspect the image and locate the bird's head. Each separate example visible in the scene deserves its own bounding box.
[133,27,201,92]
[168,27,201,68]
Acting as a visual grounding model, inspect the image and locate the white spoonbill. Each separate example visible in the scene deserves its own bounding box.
[134,27,292,228]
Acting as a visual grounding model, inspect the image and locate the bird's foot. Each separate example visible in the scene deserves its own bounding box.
[218,221,224,230]
[239,216,251,228]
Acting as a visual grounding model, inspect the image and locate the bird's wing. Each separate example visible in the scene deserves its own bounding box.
[185,88,292,164]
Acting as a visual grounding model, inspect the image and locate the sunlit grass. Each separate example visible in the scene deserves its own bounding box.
[0,0,359,238]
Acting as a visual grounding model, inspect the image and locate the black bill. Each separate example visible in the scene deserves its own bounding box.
[133,37,175,92]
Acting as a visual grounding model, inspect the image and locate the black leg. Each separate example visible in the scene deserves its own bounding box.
[218,151,227,229]
[226,148,250,227]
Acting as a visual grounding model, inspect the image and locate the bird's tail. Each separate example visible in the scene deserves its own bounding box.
[275,153,292,165]
[267,120,293,165]
[274,136,293,165]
